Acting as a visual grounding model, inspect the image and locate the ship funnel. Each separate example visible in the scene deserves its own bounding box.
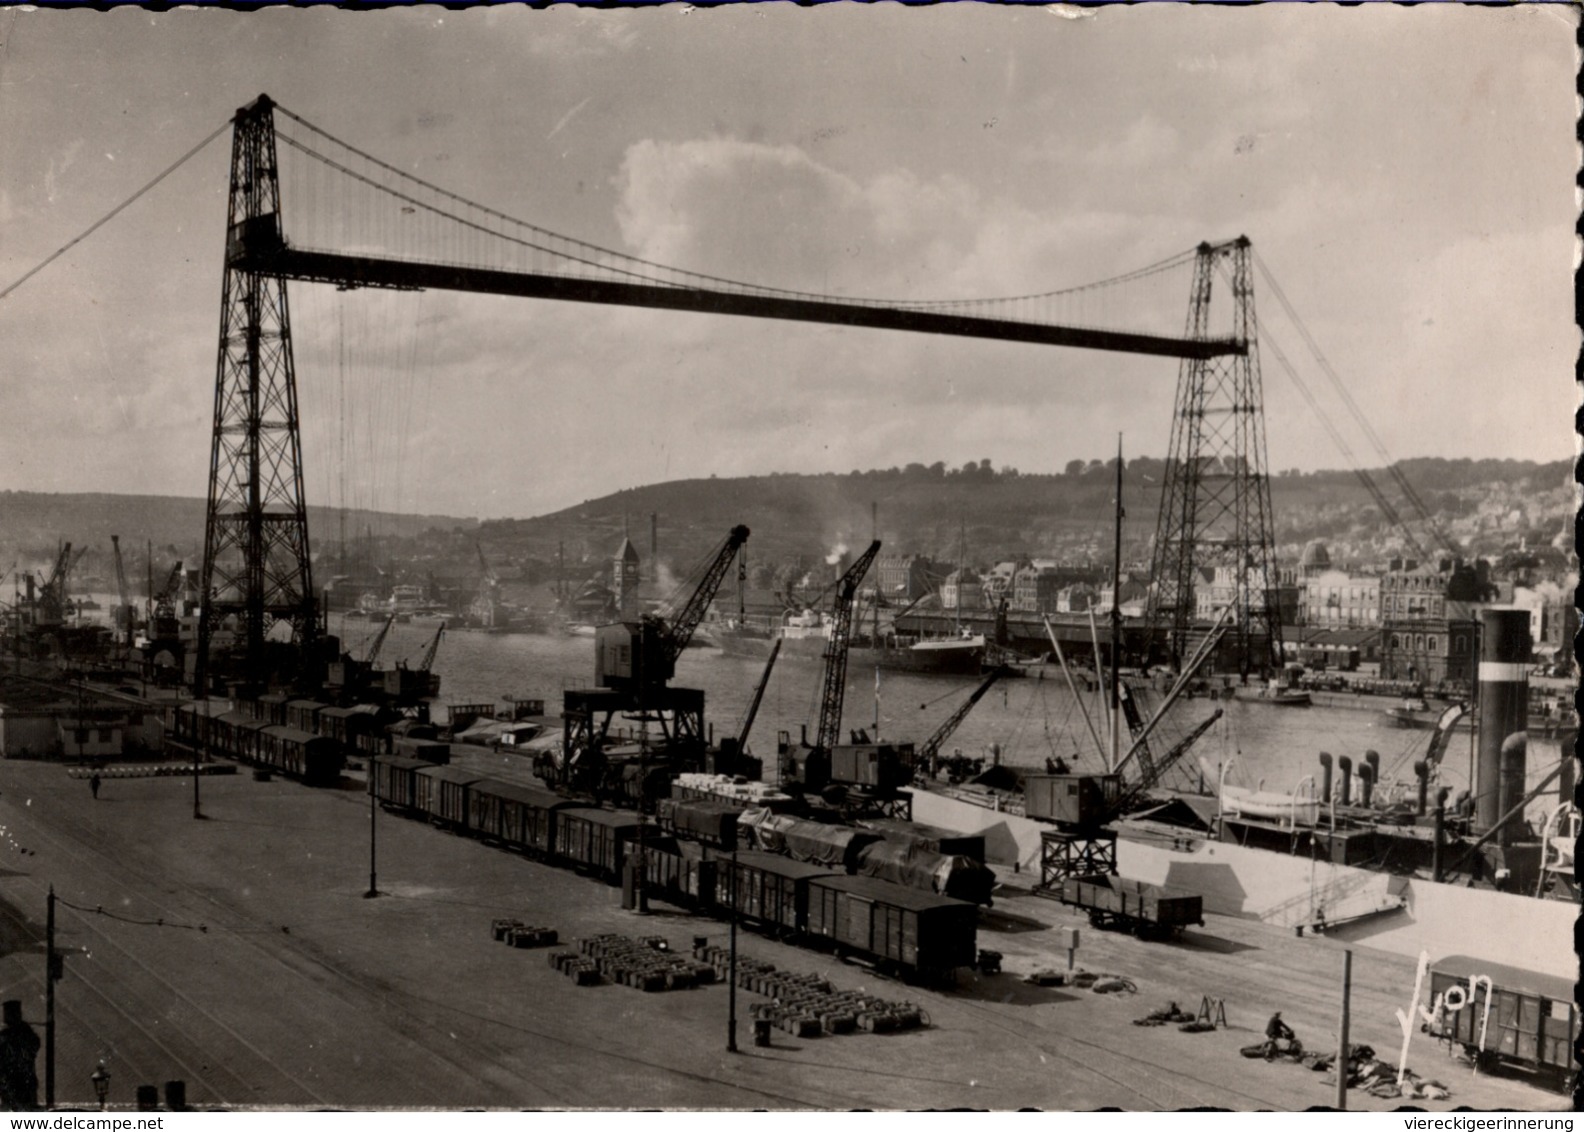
[1364,749,1380,781]
[1413,760,1429,815]
[1476,608,1530,833]
[1498,732,1527,846]
[1318,752,1333,802]
[1337,755,1353,806]
[1357,762,1375,808]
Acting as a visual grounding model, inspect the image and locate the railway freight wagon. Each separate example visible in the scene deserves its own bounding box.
[657,799,740,850]
[1428,956,1578,1090]
[211,712,270,765]
[256,725,343,785]
[714,850,835,937]
[371,756,435,813]
[414,766,484,830]
[643,836,717,909]
[805,874,978,977]
[467,780,568,856]
[284,699,326,734]
[555,808,642,883]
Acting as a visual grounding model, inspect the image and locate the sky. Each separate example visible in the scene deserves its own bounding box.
[0,4,1576,522]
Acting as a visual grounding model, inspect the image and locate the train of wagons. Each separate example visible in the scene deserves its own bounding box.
[170,695,436,788]
[369,755,981,981]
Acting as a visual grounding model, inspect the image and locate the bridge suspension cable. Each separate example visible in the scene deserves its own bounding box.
[254,99,1237,360]
[1253,252,1457,556]
[0,117,232,302]
[275,103,1199,322]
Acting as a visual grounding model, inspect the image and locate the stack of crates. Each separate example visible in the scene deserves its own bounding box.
[575,934,717,992]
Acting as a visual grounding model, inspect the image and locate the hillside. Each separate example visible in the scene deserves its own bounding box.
[479,457,1576,581]
[4,457,1569,598]
[0,491,475,583]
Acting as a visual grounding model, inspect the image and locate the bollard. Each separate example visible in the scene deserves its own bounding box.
[136,1085,159,1111]
[164,1081,186,1112]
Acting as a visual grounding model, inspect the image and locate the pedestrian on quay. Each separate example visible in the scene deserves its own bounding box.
[0,1000,40,1110]
[89,772,101,800]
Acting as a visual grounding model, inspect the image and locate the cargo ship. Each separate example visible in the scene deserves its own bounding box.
[902,607,1578,1000]
[711,612,985,675]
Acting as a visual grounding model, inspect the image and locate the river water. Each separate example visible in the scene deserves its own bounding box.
[334,615,1531,802]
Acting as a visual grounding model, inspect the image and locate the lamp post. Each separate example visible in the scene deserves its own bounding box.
[364,772,378,899]
[90,1061,110,1111]
[727,847,738,1053]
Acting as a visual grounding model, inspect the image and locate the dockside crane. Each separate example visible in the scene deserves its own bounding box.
[111,536,134,649]
[735,639,782,754]
[415,620,445,673]
[35,543,74,628]
[915,666,1005,773]
[150,561,185,638]
[779,541,911,812]
[594,524,752,696]
[813,539,882,757]
[554,525,751,799]
[364,614,397,665]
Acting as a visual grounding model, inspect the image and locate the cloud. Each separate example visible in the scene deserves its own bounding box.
[515,8,639,59]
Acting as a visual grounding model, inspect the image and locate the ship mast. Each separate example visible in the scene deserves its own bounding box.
[1111,434,1124,773]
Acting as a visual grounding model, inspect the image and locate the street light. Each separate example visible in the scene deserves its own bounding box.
[90,1061,110,1110]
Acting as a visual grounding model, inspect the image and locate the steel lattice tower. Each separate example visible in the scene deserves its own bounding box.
[195,95,317,693]
[1146,237,1282,678]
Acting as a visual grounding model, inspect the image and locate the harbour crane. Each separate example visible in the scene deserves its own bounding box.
[778,540,887,802]
[1110,708,1224,817]
[151,561,185,638]
[555,525,751,799]
[35,542,74,628]
[915,666,1005,773]
[364,613,397,665]
[734,639,782,755]
[111,536,133,648]
[414,620,445,673]
[813,539,882,756]
[594,524,751,695]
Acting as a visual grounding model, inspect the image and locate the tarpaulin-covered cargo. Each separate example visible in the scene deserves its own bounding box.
[555,807,641,882]
[738,810,880,870]
[392,737,450,765]
[852,840,995,906]
[657,798,739,849]
[715,850,835,934]
[858,819,986,863]
[805,874,977,974]
[468,779,567,854]
[644,836,717,908]
[414,765,485,828]
[1429,956,1577,1087]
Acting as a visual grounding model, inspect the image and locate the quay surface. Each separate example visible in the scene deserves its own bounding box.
[0,756,1564,1111]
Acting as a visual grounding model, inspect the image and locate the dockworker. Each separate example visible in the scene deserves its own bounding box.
[1263,1011,1296,1057]
[0,1000,39,1110]
[89,772,101,800]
